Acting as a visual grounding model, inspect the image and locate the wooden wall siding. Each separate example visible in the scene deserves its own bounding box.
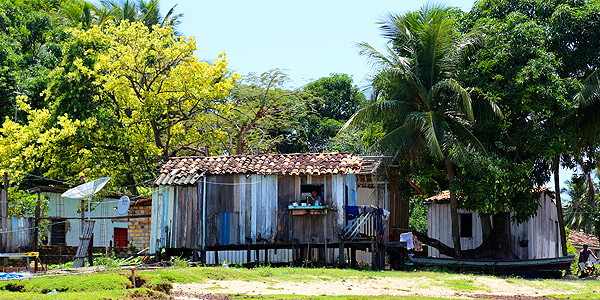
[388,179,409,230]
[276,176,296,243]
[0,217,34,253]
[427,193,562,259]
[207,175,239,247]
[291,175,346,244]
[249,175,278,243]
[150,173,377,253]
[345,175,357,206]
[509,194,560,259]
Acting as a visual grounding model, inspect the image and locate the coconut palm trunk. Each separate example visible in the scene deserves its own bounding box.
[444,152,462,257]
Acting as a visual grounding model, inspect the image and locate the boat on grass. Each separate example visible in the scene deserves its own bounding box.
[411,254,575,278]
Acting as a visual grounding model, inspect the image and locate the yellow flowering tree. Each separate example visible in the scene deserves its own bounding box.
[0,21,235,194]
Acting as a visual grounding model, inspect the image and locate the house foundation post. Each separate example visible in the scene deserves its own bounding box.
[338,241,344,265]
[246,246,251,264]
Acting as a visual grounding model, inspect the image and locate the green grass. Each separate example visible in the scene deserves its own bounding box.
[0,289,127,300]
[0,273,130,293]
[0,271,170,300]
[0,266,598,299]
[228,294,458,300]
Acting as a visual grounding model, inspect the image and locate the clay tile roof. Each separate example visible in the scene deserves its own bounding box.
[423,187,554,204]
[155,153,384,186]
[569,229,600,248]
[423,190,451,203]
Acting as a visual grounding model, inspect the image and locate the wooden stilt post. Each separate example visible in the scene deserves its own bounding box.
[351,247,357,269]
[87,233,94,266]
[33,189,41,272]
[324,239,328,267]
[214,250,219,266]
[265,248,269,265]
[338,241,345,265]
[1,172,8,253]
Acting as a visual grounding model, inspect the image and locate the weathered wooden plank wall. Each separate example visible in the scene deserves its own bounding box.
[150,173,369,253]
[0,217,34,253]
[427,193,562,259]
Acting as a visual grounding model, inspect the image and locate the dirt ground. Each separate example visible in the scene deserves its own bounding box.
[171,275,588,299]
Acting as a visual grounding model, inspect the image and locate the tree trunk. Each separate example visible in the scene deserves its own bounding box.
[459,213,519,260]
[123,152,139,195]
[411,230,457,257]
[443,153,462,258]
[480,213,492,244]
[553,156,568,256]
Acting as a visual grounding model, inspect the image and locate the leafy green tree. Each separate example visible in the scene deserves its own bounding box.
[7,187,48,217]
[349,5,499,257]
[0,0,66,120]
[0,22,234,195]
[212,69,306,155]
[461,0,600,256]
[279,74,365,153]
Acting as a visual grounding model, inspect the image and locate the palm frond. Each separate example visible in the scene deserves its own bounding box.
[366,119,420,159]
[432,78,474,121]
[341,100,414,132]
[445,117,488,157]
[575,68,600,108]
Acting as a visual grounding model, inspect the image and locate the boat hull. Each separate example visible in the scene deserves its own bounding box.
[411,255,575,278]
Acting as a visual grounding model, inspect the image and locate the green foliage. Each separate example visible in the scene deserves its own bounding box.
[7,187,48,217]
[0,0,66,121]
[452,152,539,224]
[170,256,189,268]
[305,73,364,121]
[1,21,235,194]
[461,0,592,185]
[278,73,365,153]
[409,195,427,232]
[563,173,600,233]
[218,69,306,155]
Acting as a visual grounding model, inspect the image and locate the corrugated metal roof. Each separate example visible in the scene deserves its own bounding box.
[155,153,384,186]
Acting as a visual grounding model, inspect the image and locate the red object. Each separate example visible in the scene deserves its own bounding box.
[114,228,128,247]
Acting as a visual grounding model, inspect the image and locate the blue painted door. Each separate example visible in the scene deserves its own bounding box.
[220,212,230,245]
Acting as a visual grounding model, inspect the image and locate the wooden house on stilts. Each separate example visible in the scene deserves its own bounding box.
[150,153,392,267]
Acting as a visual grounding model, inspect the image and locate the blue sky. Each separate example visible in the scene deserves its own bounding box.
[157,0,574,193]
[158,0,476,88]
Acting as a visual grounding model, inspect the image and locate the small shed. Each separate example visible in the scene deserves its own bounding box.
[425,188,563,259]
[150,153,389,264]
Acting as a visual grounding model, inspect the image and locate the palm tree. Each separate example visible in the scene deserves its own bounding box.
[346,5,499,257]
[103,0,182,31]
[563,175,596,232]
[59,0,95,29]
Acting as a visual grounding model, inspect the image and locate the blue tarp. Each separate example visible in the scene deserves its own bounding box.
[0,272,23,279]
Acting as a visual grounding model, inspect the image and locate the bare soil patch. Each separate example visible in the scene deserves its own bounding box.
[172,275,573,299]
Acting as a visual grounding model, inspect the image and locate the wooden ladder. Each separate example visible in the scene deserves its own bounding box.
[73,220,95,268]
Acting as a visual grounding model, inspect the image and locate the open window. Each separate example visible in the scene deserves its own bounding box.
[50,218,66,246]
[300,184,325,205]
[459,213,473,238]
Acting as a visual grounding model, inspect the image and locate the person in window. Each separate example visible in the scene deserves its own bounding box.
[579,244,598,277]
[307,190,323,206]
